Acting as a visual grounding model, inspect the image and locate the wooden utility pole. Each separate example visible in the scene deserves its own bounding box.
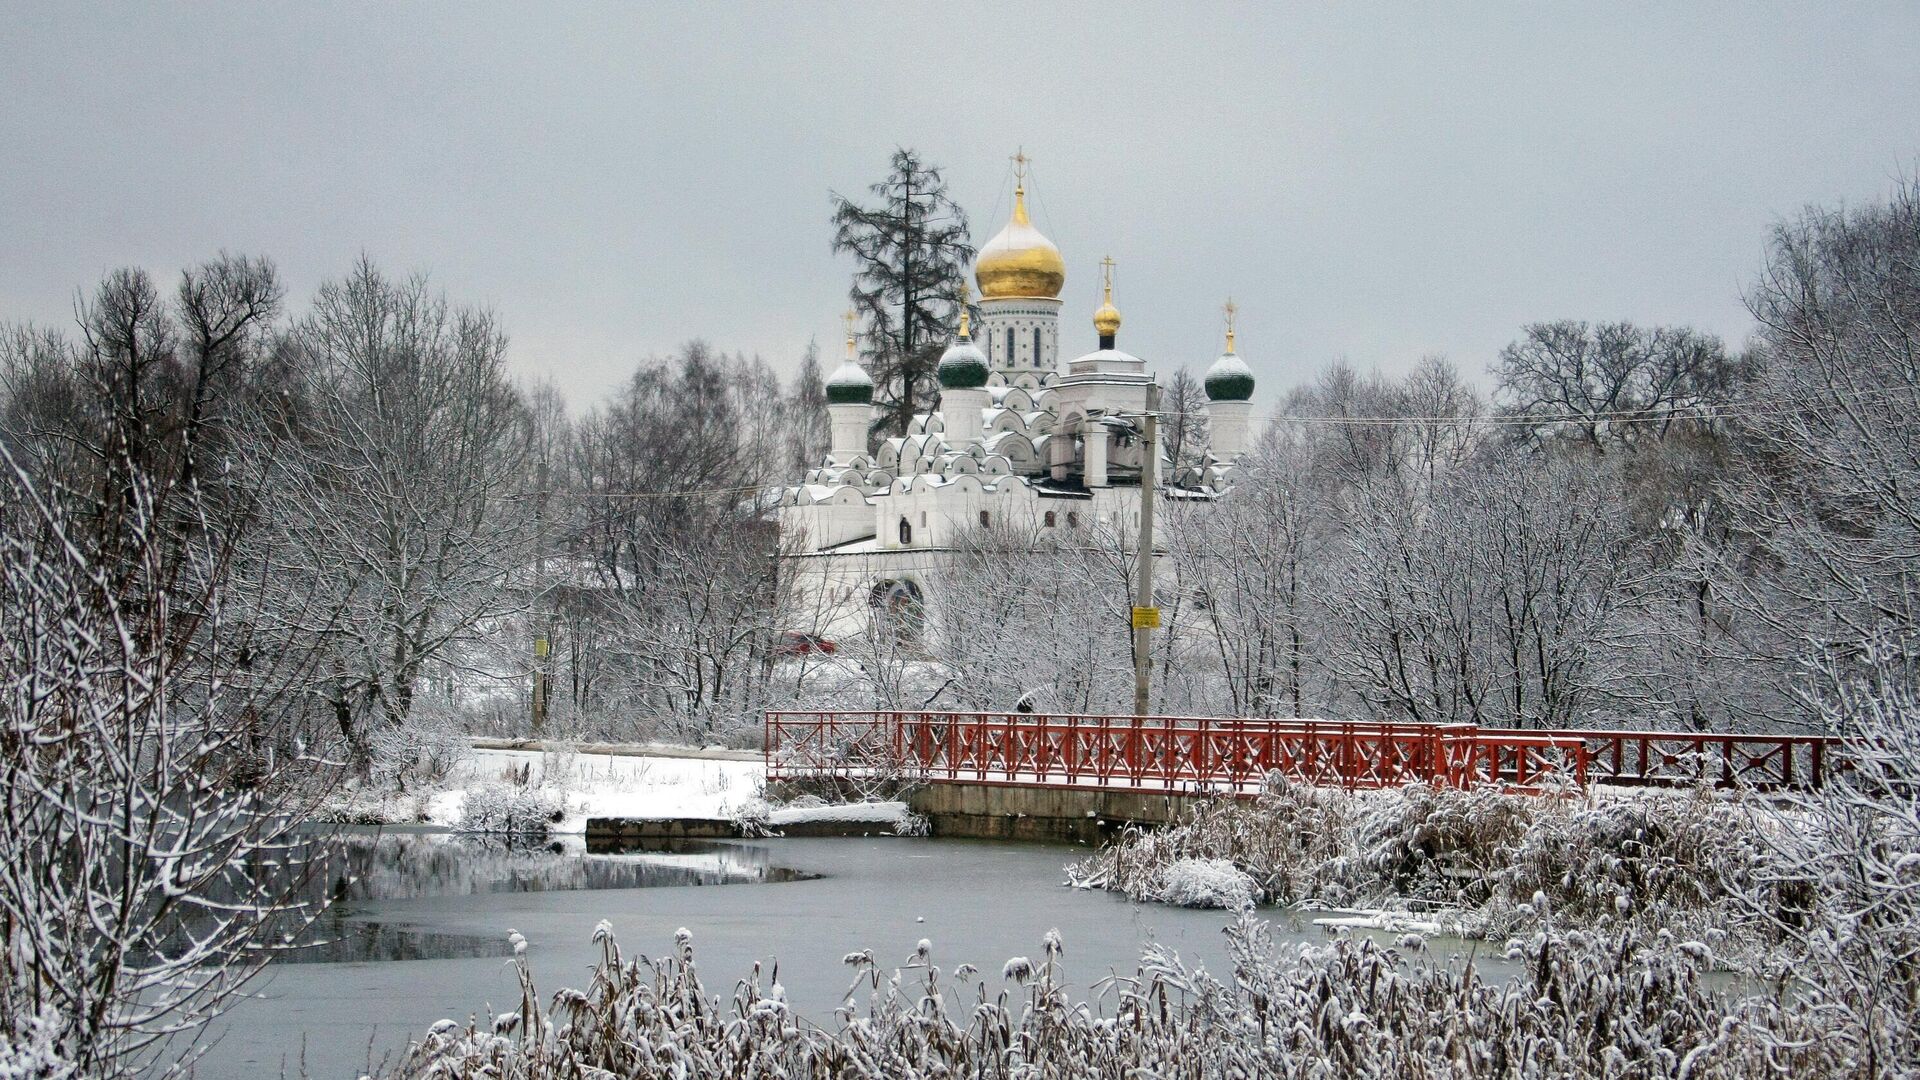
[1132,383,1160,717]
[531,459,550,734]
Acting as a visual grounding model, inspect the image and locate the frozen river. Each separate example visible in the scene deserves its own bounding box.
[198,829,1420,1079]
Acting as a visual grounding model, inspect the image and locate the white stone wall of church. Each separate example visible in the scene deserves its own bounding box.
[781,551,928,644]
[781,483,1216,646]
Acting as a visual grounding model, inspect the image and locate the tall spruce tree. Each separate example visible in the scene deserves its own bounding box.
[831,149,974,439]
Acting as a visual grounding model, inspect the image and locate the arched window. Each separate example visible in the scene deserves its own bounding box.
[979,509,991,527]
[1066,511,1080,528]
[1006,327,1016,365]
[1044,510,1057,528]
[1033,327,1043,363]
[869,579,926,646]
[898,517,912,545]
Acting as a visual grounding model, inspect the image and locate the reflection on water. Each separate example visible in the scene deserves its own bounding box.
[281,831,812,964]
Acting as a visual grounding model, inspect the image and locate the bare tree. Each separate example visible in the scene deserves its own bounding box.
[1723,179,1920,678]
[1160,366,1211,479]
[916,510,1142,715]
[1494,320,1739,452]
[1398,355,1483,491]
[259,259,534,763]
[0,424,336,1077]
[784,340,831,475]
[539,345,797,740]
[1313,448,1656,728]
[1168,427,1327,717]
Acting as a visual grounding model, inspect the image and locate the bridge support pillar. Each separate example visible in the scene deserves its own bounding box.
[906,781,1207,844]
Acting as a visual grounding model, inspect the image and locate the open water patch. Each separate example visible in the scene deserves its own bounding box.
[281,829,815,964]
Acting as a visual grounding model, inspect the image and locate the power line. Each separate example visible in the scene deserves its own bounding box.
[1150,380,1919,429]
[503,483,778,501]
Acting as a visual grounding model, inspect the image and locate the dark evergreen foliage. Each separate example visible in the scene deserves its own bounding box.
[831,149,975,440]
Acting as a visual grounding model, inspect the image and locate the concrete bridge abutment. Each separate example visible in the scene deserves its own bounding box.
[906,781,1211,844]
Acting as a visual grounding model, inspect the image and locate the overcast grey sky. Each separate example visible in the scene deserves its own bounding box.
[4,3,1918,410]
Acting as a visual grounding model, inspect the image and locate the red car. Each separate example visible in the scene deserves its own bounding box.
[775,631,837,657]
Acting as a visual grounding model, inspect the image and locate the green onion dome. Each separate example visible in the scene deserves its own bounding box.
[937,322,990,390]
[1205,349,1255,402]
[826,359,873,405]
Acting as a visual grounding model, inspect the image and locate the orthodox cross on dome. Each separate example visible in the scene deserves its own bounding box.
[1223,298,1238,352]
[1094,255,1122,341]
[842,309,858,357]
[1011,148,1029,186]
[956,280,972,336]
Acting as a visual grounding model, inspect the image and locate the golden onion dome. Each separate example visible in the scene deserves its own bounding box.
[974,184,1066,300]
[1092,272,1122,338]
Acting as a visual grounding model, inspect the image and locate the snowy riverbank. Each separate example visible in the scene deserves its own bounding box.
[323,744,768,833]
[324,743,919,836]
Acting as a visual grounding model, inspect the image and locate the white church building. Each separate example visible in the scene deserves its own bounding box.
[778,164,1261,643]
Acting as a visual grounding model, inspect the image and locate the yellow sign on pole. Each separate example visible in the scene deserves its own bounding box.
[1131,606,1161,629]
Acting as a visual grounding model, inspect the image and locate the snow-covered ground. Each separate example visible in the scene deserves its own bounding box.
[329,744,921,834]
[766,800,908,826]
[446,747,765,832]
[333,747,769,834]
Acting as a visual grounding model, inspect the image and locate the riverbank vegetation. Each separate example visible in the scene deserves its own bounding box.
[389,915,1850,1079]
[1066,782,1775,953]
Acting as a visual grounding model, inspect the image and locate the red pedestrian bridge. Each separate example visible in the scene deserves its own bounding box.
[764,711,1838,795]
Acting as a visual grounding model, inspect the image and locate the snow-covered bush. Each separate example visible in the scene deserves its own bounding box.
[1066,779,1358,905]
[385,915,1844,1079]
[1731,648,1920,1072]
[729,797,774,838]
[0,1009,73,1080]
[1070,781,1782,957]
[367,705,469,795]
[456,784,564,835]
[1149,858,1258,909]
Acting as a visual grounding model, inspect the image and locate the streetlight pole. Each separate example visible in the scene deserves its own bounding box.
[1132,383,1159,717]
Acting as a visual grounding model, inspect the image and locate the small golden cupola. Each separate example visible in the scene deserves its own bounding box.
[974,152,1067,300]
[1092,254,1122,347]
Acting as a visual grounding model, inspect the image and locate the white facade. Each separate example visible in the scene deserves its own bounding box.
[977,296,1063,388]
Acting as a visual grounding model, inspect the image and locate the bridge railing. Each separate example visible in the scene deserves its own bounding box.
[764,711,1598,793]
[1481,728,1838,791]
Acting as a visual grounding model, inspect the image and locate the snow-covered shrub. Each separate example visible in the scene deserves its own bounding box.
[1479,789,1779,945]
[385,915,1845,1079]
[366,707,469,795]
[1354,782,1532,901]
[0,1008,72,1080]
[1071,782,1784,957]
[729,798,774,838]
[1066,782,1358,904]
[456,784,564,835]
[1730,650,1920,1072]
[1149,858,1257,909]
